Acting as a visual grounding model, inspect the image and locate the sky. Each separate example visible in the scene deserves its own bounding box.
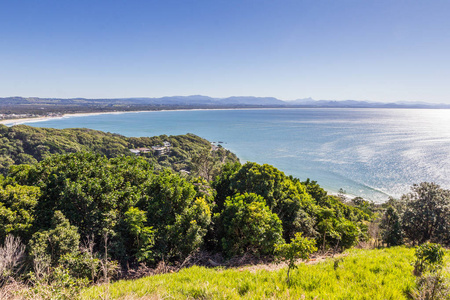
[1,0,449,103]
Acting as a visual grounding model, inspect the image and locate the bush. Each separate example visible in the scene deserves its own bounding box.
[380,206,403,246]
[275,232,317,283]
[0,235,25,285]
[29,211,80,269]
[141,171,212,261]
[123,207,155,263]
[60,252,102,283]
[413,243,445,276]
[0,184,40,242]
[25,266,88,300]
[411,273,450,300]
[219,193,284,256]
[411,243,449,300]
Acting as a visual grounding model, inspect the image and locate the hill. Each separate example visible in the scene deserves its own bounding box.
[80,246,450,299]
[0,124,238,175]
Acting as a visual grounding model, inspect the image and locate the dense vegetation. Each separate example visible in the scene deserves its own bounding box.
[379,182,450,247]
[0,125,449,299]
[0,154,369,267]
[0,124,238,175]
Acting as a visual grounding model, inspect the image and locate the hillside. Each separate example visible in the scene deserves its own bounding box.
[0,124,238,175]
[80,247,449,299]
[1,126,449,299]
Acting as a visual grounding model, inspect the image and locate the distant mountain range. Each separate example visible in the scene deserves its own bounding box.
[101,95,450,108]
[1,95,450,111]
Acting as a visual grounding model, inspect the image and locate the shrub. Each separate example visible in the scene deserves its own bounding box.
[123,207,155,263]
[411,273,450,300]
[25,266,88,300]
[141,171,212,261]
[60,252,102,283]
[411,243,449,300]
[0,184,40,242]
[413,243,445,276]
[29,211,80,269]
[0,235,25,285]
[380,206,403,246]
[219,193,284,256]
[275,232,317,283]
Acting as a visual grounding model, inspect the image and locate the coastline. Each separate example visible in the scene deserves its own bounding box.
[0,107,292,126]
[1,107,438,202]
[2,106,443,126]
[0,110,145,126]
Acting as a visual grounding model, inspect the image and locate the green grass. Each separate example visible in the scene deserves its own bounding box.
[81,247,449,299]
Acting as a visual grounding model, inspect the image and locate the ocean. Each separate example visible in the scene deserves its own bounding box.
[15,108,450,202]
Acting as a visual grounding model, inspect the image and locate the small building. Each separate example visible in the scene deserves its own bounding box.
[129,149,140,155]
[163,141,171,147]
[152,146,168,156]
[137,147,151,153]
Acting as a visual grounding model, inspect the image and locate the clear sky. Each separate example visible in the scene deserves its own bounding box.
[1,0,449,103]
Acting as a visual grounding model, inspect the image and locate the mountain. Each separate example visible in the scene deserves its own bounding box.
[286,98,450,109]
[118,96,286,106]
[1,96,450,117]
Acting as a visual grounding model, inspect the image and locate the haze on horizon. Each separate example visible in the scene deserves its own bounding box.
[1,0,449,104]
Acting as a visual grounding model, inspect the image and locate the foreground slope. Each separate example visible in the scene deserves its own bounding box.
[80,247,448,300]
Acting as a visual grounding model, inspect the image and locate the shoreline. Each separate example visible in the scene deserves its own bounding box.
[0,110,149,126]
[1,106,446,126]
[0,108,404,202]
[0,107,294,126]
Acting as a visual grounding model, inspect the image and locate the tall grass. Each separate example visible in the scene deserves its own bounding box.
[81,247,449,299]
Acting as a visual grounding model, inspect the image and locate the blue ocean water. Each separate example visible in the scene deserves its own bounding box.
[15,108,450,202]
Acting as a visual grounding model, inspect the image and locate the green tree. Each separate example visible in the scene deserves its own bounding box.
[0,183,40,242]
[411,243,449,300]
[219,193,284,256]
[380,206,403,246]
[217,162,315,241]
[316,208,338,251]
[140,171,212,260]
[123,207,155,262]
[402,182,450,245]
[413,243,445,276]
[30,211,80,268]
[275,232,317,283]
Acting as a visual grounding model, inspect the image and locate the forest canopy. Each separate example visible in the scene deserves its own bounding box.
[0,125,371,273]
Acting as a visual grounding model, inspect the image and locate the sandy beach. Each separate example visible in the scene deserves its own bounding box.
[0,107,282,126]
[0,111,136,126]
[0,116,55,125]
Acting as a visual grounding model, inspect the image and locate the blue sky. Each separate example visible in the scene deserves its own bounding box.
[1,0,449,103]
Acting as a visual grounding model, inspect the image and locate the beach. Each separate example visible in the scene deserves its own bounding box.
[0,107,278,126]
[0,111,135,126]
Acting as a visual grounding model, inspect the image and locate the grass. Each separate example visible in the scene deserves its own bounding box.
[81,247,450,299]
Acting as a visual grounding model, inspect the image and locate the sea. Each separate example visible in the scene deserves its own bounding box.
[13,108,450,203]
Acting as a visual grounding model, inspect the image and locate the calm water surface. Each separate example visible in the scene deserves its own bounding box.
[15,108,450,202]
